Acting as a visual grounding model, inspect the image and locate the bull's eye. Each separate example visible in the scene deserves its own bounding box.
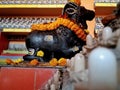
[66,8,77,15]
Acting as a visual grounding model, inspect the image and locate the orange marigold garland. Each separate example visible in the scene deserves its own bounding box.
[30,59,39,66]
[49,58,67,66]
[58,58,67,66]
[6,58,14,65]
[49,58,58,66]
[31,18,87,41]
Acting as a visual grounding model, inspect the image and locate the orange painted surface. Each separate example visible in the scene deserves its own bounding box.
[0,67,56,90]
[81,0,95,37]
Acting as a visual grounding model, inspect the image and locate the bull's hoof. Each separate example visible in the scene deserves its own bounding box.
[23,55,44,62]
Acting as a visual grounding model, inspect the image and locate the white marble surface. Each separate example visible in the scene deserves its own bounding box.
[88,47,117,90]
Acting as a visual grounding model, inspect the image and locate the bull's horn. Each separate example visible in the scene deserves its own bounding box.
[68,0,81,5]
[74,0,81,5]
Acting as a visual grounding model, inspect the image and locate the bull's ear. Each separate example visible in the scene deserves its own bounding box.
[62,2,78,16]
[66,8,77,15]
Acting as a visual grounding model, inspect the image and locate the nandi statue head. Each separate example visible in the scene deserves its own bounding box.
[62,1,95,29]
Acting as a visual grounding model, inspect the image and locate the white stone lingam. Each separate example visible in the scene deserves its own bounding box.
[102,26,113,44]
[53,70,60,87]
[116,38,120,51]
[68,57,75,71]
[50,84,56,90]
[86,34,93,48]
[74,53,85,72]
[88,47,117,90]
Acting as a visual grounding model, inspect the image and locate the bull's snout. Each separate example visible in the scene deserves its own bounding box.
[85,10,95,20]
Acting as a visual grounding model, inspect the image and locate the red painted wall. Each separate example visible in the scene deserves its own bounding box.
[0,32,9,54]
[0,67,56,90]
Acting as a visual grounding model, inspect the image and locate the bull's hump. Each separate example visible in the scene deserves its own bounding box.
[31,17,87,41]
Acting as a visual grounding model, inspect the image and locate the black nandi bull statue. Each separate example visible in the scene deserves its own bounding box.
[23,1,95,62]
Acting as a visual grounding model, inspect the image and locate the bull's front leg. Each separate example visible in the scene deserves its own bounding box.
[61,45,81,58]
[23,48,44,62]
